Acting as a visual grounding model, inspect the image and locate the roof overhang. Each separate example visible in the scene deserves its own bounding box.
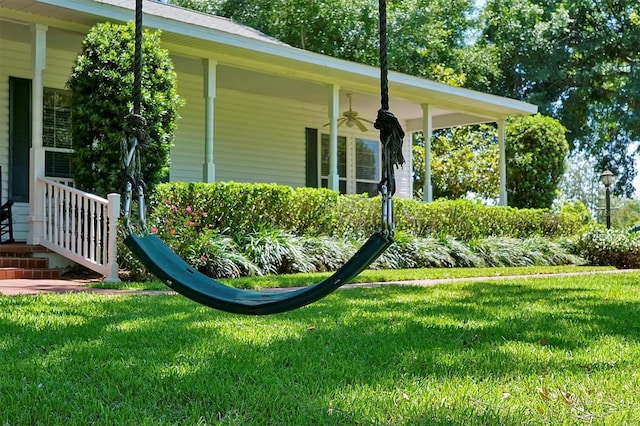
[0,0,538,128]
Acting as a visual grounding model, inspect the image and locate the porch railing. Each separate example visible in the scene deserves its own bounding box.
[37,177,120,282]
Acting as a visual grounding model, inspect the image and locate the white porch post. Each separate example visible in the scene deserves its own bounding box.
[202,58,217,183]
[28,23,47,244]
[327,84,340,191]
[104,193,121,282]
[421,104,433,202]
[498,119,507,206]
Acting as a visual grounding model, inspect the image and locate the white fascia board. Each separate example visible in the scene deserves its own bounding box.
[388,72,539,117]
[38,0,537,118]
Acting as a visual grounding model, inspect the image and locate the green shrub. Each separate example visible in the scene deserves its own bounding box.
[238,226,314,275]
[574,227,640,269]
[506,114,569,209]
[301,236,357,272]
[376,232,456,269]
[182,229,260,278]
[149,181,295,235]
[149,182,584,241]
[68,22,181,197]
[115,182,589,279]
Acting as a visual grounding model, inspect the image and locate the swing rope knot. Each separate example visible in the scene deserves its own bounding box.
[124,113,149,147]
[374,109,405,170]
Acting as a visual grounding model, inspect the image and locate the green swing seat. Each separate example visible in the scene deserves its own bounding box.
[125,231,392,315]
[123,0,401,315]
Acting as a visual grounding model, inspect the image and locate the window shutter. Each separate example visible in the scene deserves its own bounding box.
[305,127,318,187]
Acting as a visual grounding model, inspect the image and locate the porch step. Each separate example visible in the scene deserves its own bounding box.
[0,267,61,280]
[0,243,61,280]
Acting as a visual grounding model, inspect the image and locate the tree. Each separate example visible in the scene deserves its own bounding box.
[67,22,182,197]
[413,125,499,200]
[480,0,640,197]
[506,114,569,208]
[557,150,601,215]
[612,198,640,229]
[171,0,491,83]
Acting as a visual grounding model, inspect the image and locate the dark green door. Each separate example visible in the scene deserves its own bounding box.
[9,76,31,203]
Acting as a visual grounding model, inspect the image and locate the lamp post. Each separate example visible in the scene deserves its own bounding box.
[600,170,615,229]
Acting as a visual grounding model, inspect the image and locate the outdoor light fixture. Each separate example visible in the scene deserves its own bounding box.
[600,170,615,229]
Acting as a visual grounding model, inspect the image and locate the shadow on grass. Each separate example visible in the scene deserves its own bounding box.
[1,273,639,424]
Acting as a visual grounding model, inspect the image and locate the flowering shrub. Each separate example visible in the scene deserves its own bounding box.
[574,227,640,269]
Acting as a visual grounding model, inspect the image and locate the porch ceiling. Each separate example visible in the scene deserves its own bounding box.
[1,0,537,129]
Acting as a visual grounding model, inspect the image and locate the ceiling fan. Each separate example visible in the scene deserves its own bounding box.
[324,93,374,132]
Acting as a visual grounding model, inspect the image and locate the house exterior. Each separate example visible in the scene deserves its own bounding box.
[0,0,537,280]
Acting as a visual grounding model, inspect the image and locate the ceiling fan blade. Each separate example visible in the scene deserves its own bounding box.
[354,118,368,132]
[323,118,347,127]
[360,117,375,125]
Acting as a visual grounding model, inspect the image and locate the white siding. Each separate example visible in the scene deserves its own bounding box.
[169,71,205,182]
[169,73,339,189]
[215,89,309,187]
[0,29,80,241]
[45,47,77,89]
[0,37,32,174]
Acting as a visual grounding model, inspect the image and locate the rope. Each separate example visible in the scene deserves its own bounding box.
[122,0,149,233]
[378,0,389,111]
[375,0,405,196]
[133,0,143,115]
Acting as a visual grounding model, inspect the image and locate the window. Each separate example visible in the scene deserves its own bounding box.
[320,134,347,194]
[43,88,73,178]
[319,133,380,196]
[355,138,380,196]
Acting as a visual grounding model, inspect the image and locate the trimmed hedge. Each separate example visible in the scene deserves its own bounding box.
[107,182,590,280]
[148,182,585,240]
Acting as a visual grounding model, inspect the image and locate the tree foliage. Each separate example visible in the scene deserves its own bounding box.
[506,114,569,208]
[171,0,492,83]
[67,22,182,197]
[480,0,640,196]
[413,126,499,200]
[557,150,601,215]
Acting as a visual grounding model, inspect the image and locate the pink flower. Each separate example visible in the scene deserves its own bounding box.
[151,226,158,234]
[186,206,192,213]
[202,212,208,218]
[171,205,178,212]
[200,255,207,262]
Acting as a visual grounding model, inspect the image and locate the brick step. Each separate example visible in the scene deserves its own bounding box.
[0,243,51,256]
[0,267,61,280]
[0,243,61,280]
[0,256,49,269]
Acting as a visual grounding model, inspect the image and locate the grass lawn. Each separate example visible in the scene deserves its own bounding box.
[1,271,639,424]
[90,264,616,291]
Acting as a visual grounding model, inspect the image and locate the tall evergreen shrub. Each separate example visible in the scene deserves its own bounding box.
[67,22,181,197]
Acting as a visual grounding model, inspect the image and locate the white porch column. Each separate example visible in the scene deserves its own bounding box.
[421,104,433,202]
[327,84,340,191]
[202,58,217,183]
[28,23,47,244]
[498,119,507,206]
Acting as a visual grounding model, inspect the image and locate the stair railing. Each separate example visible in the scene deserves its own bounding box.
[37,177,120,282]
